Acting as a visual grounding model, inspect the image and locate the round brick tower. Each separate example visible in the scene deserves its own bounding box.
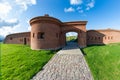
[29,14,62,50]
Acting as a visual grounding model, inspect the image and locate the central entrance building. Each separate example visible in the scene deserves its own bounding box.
[30,14,87,50]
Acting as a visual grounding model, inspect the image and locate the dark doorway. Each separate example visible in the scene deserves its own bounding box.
[24,38,27,45]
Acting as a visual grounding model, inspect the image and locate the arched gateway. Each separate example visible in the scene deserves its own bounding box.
[30,14,87,50]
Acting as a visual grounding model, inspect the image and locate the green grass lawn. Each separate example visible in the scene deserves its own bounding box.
[83,43,120,80]
[1,44,56,80]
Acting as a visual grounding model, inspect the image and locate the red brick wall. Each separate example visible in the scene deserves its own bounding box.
[4,32,30,45]
[87,29,120,45]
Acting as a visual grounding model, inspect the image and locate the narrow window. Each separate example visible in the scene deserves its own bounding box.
[33,33,35,38]
[37,32,44,39]
[10,37,12,40]
[104,36,106,40]
[108,36,110,39]
[24,38,27,45]
[111,36,113,39]
[98,37,100,40]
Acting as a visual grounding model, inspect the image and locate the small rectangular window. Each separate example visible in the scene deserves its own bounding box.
[111,36,113,39]
[33,33,35,38]
[37,32,44,39]
[10,37,12,40]
[104,36,106,39]
[98,37,100,40]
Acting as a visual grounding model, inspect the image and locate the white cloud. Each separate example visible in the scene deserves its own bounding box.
[0,0,37,19]
[78,10,83,13]
[15,0,36,10]
[0,2,12,19]
[6,18,18,23]
[70,0,83,5]
[28,26,31,31]
[86,7,90,10]
[66,32,78,37]
[86,0,95,10]
[0,0,37,37]
[66,0,95,13]
[26,19,31,31]
[0,18,19,27]
[0,25,20,37]
[77,6,82,10]
[64,7,75,12]
[76,6,83,13]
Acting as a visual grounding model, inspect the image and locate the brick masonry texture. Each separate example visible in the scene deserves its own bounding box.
[4,14,120,50]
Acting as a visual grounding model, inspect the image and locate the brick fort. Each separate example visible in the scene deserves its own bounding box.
[4,14,120,50]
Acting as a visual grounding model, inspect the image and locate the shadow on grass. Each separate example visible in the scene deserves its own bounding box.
[87,44,105,47]
[80,49,87,56]
[80,44,106,56]
[46,49,61,55]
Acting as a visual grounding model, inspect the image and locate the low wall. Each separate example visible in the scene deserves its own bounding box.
[4,32,30,45]
[87,29,120,45]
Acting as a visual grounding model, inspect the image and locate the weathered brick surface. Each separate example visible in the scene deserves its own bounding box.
[31,42,94,80]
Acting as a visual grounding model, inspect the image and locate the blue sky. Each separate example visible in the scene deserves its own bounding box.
[0,0,120,38]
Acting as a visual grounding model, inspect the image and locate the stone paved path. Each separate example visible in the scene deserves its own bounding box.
[32,42,94,80]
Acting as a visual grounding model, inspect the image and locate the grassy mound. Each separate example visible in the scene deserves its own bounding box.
[1,44,56,80]
[83,43,120,80]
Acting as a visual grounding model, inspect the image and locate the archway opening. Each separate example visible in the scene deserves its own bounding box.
[66,32,78,45]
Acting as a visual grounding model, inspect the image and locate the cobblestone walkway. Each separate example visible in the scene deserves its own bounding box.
[32,42,94,80]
